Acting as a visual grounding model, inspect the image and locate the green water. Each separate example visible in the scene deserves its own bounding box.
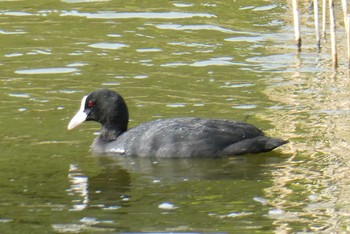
[1,0,350,233]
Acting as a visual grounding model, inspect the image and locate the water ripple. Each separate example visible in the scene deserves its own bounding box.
[60,10,215,19]
[168,41,216,48]
[160,62,188,67]
[166,103,186,108]
[225,36,264,43]
[9,93,30,98]
[172,2,194,8]
[66,62,89,67]
[220,83,255,88]
[252,4,278,12]
[0,11,33,16]
[232,104,257,109]
[15,67,78,75]
[136,48,163,53]
[88,42,129,50]
[5,53,23,58]
[62,0,111,2]
[191,57,234,67]
[0,29,26,35]
[154,23,233,33]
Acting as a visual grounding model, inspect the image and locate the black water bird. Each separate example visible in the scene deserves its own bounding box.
[68,89,287,157]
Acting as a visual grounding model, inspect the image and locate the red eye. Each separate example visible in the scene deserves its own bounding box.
[87,100,95,107]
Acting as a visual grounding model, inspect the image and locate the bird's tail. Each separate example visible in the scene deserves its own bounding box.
[222,136,288,156]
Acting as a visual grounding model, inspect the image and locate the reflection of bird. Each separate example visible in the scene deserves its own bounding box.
[88,165,131,208]
[67,162,131,210]
[68,89,287,157]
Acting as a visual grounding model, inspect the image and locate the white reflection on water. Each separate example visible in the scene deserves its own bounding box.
[252,4,278,12]
[191,57,234,67]
[232,104,257,109]
[161,62,188,67]
[88,42,129,50]
[62,0,111,2]
[168,41,216,48]
[133,75,148,79]
[136,48,163,53]
[107,33,122,38]
[0,11,33,16]
[60,10,215,19]
[166,103,186,108]
[67,164,89,211]
[158,202,178,210]
[154,23,234,33]
[15,67,78,75]
[66,62,89,67]
[220,83,255,88]
[8,93,30,98]
[246,54,295,71]
[101,82,120,86]
[0,29,26,35]
[172,2,194,8]
[225,36,264,43]
[162,57,235,67]
[5,53,23,57]
[27,49,52,55]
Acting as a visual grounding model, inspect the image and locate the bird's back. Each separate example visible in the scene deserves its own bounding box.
[92,117,269,157]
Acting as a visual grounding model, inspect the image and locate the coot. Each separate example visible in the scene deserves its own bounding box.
[68,89,287,157]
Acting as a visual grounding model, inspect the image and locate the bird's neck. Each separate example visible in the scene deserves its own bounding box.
[99,122,127,142]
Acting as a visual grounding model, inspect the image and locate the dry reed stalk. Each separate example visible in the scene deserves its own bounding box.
[322,0,327,39]
[341,0,348,29]
[329,0,338,68]
[342,0,349,67]
[292,0,301,51]
[348,15,350,68]
[314,0,321,51]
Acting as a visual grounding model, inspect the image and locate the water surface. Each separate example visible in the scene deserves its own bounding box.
[1,0,350,233]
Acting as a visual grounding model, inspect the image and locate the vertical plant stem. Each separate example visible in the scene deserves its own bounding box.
[342,0,349,68]
[292,0,301,52]
[348,15,350,68]
[329,0,338,68]
[341,0,348,29]
[314,0,321,51]
[322,0,327,39]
